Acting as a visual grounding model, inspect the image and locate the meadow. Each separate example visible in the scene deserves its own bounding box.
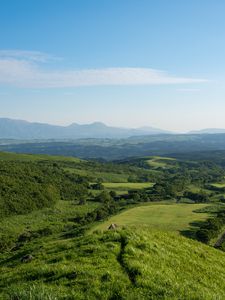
[103,182,154,190]
[92,203,211,232]
[147,156,177,169]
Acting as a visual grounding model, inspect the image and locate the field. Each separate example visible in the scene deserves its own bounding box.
[93,203,211,232]
[147,156,176,169]
[103,182,154,190]
[211,182,225,188]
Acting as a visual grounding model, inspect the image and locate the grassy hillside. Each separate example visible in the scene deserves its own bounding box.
[146,156,177,169]
[1,151,225,299]
[92,203,211,233]
[0,159,91,218]
[1,228,225,299]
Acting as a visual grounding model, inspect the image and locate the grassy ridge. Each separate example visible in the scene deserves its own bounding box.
[1,228,225,299]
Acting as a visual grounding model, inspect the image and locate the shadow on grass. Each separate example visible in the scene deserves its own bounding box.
[180,220,206,240]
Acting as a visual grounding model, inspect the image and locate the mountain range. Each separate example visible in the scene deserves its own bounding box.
[0,118,225,140]
[0,118,171,139]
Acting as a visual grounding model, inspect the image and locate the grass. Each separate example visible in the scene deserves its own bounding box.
[119,227,225,299]
[211,182,225,188]
[1,228,225,299]
[147,156,176,169]
[92,203,211,232]
[187,184,212,194]
[1,151,225,299]
[0,200,99,252]
[103,182,154,190]
[65,167,129,182]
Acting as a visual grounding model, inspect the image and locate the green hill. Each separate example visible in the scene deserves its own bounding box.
[1,228,225,299]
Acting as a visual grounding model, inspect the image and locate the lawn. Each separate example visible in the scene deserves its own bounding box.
[92,203,211,232]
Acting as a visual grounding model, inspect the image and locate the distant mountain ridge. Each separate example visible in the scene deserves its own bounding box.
[0,118,171,139]
[189,128,225,134]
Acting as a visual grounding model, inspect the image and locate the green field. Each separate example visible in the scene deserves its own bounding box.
[211,182,225,188]
[147,156,176,169]
[93,203,211,232]
[103,182,154,190]
[187,184,212,194]
[65,167,129,182]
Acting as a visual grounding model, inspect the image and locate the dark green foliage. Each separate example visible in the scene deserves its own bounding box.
[3,134,225,161]
[0,160,89,218]
[184,191,209,203]
[0,161,60,217]
[196,210,225,244]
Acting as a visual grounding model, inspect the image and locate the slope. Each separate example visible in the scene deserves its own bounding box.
[1,228,225,299]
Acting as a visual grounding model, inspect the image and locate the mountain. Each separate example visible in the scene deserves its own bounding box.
[189,128,225,134]
[0,118,172,139]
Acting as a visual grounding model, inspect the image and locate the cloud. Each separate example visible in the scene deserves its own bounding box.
[0,50,208,88]
[0,50,59,62]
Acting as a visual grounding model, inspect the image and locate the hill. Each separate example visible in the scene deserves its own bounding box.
[189,128,225,134]
[2,133,225,160]
[1,227,225,299]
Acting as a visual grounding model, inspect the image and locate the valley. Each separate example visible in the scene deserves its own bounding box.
[0,150,225,299]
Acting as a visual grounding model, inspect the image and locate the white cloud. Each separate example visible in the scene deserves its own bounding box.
[0,50,208,88]
[0,50,59,62]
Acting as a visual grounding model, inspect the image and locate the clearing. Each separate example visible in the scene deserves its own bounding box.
[93,203,211,232]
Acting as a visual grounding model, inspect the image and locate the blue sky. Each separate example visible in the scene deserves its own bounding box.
[0,0,224,131]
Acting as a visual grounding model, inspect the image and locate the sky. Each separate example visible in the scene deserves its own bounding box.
[0,0,225,132]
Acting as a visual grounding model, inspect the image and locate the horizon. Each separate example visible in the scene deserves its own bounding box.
[0,1,225,131]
